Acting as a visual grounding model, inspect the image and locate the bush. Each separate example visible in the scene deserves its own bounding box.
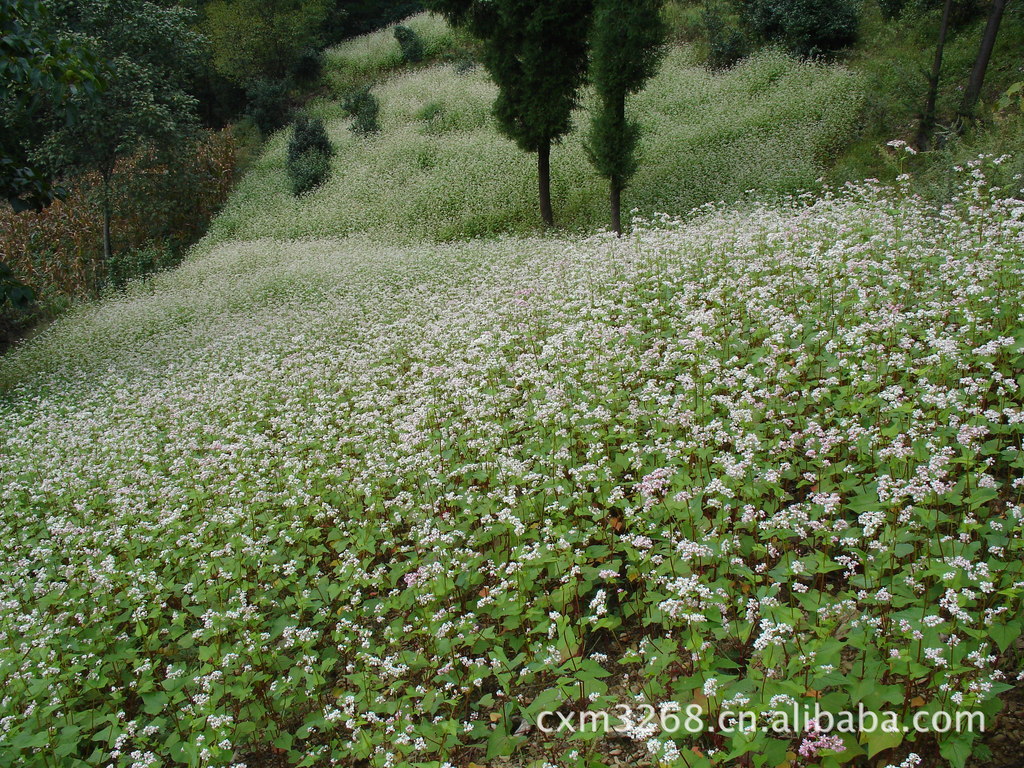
[105,244,179,290]
[877,0,907,20]
[452,54,477,74]
[0,263,34,310]
[0,129,239,304]
[288,115,334,163]
[203,0,331,84]
[246,79,293,136]
[740,0,861,57]
[394,25,425,64]
[702,1,750,69]
[286,115,333,196]
[342,86,381,135]
[286,151,332,196]
[292,47,324,84]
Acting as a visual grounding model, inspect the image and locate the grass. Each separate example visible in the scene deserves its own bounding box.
[205,47,863,245]
[323,12,478,93]
[2,166,1023,767]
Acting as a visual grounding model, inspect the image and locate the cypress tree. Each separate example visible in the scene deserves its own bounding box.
[587,0,666,234]
[427,0,593,227]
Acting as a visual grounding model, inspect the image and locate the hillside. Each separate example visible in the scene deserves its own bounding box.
[207,45,862,244]
[2,5,1024,768]
[3,164,1024,766]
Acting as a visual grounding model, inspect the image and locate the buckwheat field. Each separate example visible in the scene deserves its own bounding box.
[2,157,1023,768]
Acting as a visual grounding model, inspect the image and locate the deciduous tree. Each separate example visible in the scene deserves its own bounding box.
[46,0,203,265]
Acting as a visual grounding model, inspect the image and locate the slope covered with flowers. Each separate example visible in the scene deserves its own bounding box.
[207,48,863,245]
[1,165,1024,768]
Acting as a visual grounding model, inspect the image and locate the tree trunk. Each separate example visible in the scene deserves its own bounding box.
[917,0,955,150]
[538,139,554,227]
[959,0,1009,122]
[610,182,622,236]
[610,94,626,236]
[101,170,114,272]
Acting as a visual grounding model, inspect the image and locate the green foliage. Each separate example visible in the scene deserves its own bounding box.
[394,24,425,63]
[321,0,425,44]
[740,0,862,56]
[0,262,34,309]
[286,150,332,196]
[590,0,667,99]
[288,114,334,162]
[429,0,593,224]
[291,47,324,84]
[430,0,593,154]
[415,100,444,123]
[39,0,203,262]
[245,79,293,136]
[42,1,204,174]
[997,80,1023,114]
[342,86,381,134]
[104,243,179,290]
[830,1,1024,184]
[1,128,240,310]
[877,0,908,21]
[701,1,751,69]
[662,0,708,42]
[587,0,667,186]
[286,114,333,195]
[0,0,103,211]
[203,0,331,85]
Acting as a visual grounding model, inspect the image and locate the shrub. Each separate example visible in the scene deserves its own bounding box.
[286,115,334,196]
[877,0,907,20]
[246,79,293,136]
[291,47,324,84]
[452,54,477,74]
[740,0,861,57]
[286,151,331,195]
[342,86,381,135]
[702,1,750,70]
[287,115,334,163]
[203,0,331,84]
[105,244,179,290]
[416,101,444,123]
[0,263,34,310]
[0,129,239,304]
[394,24,425,64]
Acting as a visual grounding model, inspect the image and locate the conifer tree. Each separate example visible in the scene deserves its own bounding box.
[587,0,666,234]
[427,0,592,227]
